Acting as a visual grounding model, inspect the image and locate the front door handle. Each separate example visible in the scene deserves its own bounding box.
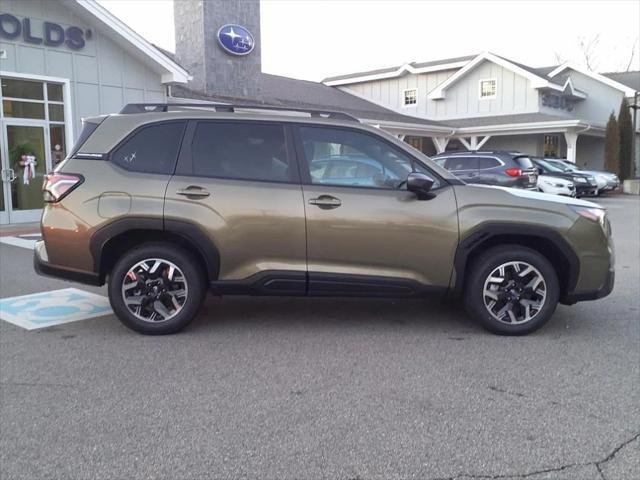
[309,195,342,209]
[176,186,210,198]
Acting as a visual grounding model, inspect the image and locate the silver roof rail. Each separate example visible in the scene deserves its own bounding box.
[118,103,360,122]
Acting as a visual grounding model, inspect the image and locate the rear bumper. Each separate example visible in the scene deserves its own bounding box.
[561,268,615,304]
[33,240,102,286]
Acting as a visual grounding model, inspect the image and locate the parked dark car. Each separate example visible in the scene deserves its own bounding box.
[553,159,620,192]
[432,151,538,189]
[531,158,599,197]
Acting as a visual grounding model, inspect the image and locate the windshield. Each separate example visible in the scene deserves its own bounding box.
[535,159,565,173]
[543,159,573,172]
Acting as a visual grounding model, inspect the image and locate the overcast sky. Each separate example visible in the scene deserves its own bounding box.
[98,0,640,81]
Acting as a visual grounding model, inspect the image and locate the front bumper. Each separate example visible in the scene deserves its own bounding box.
[34,240,101,286]
[561,268,615,304]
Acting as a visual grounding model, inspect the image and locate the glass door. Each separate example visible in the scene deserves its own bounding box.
[0,147,8,225]
[1,123,51,224]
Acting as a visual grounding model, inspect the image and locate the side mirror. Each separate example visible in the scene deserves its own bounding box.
[537,167,543,175]
[406,172,435,199]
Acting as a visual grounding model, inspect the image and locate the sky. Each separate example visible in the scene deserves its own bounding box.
[98,0,640,81]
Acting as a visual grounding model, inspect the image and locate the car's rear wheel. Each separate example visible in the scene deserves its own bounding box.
[464,245,559,335]
[108,243,206,335]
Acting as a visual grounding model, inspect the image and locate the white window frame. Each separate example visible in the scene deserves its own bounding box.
[479,78,497,100]
[401,88,418,107]
[0,70,74,147]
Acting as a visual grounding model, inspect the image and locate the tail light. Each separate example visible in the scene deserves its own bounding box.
[505,168,522,177]
[42,173,83,203]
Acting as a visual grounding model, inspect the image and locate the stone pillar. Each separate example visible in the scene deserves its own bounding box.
[174,0,263,98]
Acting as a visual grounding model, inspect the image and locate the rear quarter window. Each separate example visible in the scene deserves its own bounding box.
[111,121,186,175]
[477,157,501,169]
[70,122,99,157]
[513,156,534,169]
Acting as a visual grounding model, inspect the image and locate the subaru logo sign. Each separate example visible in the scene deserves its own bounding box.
[217,24,255,56]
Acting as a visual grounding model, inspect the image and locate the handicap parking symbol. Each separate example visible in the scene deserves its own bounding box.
[0,288,112,330]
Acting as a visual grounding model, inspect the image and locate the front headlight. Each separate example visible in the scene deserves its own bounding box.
[568,205,606,228]
[574,177,587,183]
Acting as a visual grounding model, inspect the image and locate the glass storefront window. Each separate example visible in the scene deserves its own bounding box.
[47,83,63,102]
[50,125,67,166]
[48,104,65,122]
[1,78,44,100]
[2,100,46,119]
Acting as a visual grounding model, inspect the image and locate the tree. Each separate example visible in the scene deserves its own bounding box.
[618,97,635,180]
[604,113,620,175]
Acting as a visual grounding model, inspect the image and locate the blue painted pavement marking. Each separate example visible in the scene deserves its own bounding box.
[0,288,112,330]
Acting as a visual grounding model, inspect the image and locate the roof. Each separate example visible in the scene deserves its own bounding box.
[322,55,476,85]
[548,64,636,97]
[602,71,640,93]
[170,73,451,132]
[71,0,190,83]
[445,113,572,128]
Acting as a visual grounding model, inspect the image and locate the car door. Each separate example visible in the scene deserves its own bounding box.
[445,156,480,183]
[475,156,503,185]
[295,125,459,295]
[164,120,307,292]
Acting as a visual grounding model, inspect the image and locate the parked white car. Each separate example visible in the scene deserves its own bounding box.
[536,175,576,197]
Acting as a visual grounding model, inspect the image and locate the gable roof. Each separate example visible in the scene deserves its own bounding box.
[170,73,453,133]
[71,0,190,84]
[427,52,584,99]
[322,55,476,86]
[548,64,637,97]
[602,71,640,94]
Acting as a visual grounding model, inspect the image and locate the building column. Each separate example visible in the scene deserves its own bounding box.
[431,136,449,153]
[564,132,578,163]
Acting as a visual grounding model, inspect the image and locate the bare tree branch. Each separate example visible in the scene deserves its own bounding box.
[578,34,601,70]
[625,40,637,72]
[554,51,566,65]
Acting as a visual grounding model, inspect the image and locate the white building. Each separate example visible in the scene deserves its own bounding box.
[0,0,188,224]
[323,52,639,171]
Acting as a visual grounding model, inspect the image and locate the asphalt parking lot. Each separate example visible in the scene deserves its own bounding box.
[0,195,638,480]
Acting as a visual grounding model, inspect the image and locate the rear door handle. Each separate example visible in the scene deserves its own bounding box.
[309,195,342,209]
[176,186,210,198]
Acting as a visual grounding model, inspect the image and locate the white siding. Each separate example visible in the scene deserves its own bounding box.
[564,70,625,126]
[0,0,167,138]
[339,60,541,120]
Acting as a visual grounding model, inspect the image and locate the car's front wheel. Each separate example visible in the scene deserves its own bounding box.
[108,243,206,335]
[464,245,559,335]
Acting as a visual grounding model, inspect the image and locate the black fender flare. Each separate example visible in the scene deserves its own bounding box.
[452,222,580,297]
[89,217,220,281]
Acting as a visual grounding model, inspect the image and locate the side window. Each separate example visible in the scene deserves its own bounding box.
[445,156,478,172]
[191,122,290,182]
[111,122,186,174]
[298,126,436,189]
[477,157,501,169]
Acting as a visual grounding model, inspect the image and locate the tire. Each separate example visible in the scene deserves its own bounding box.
[108,242,206,335]
[463,245,559,335]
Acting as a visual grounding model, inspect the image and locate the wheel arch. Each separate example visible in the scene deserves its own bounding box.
[452,223,579,302]
[90,217,220,284]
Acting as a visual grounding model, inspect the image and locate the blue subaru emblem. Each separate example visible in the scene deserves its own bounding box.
[217,24,255,56]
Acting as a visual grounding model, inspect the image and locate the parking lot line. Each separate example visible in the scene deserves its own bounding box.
[0,236,39,250]
[0,288,112,330]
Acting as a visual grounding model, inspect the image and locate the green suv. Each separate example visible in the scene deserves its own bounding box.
[35,104,614,335]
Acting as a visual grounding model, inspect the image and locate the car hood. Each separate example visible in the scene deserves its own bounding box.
[539,175,572,185]
[471,184,601,208]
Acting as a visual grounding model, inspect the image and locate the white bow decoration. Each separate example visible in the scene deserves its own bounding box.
[21,155,37,185]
